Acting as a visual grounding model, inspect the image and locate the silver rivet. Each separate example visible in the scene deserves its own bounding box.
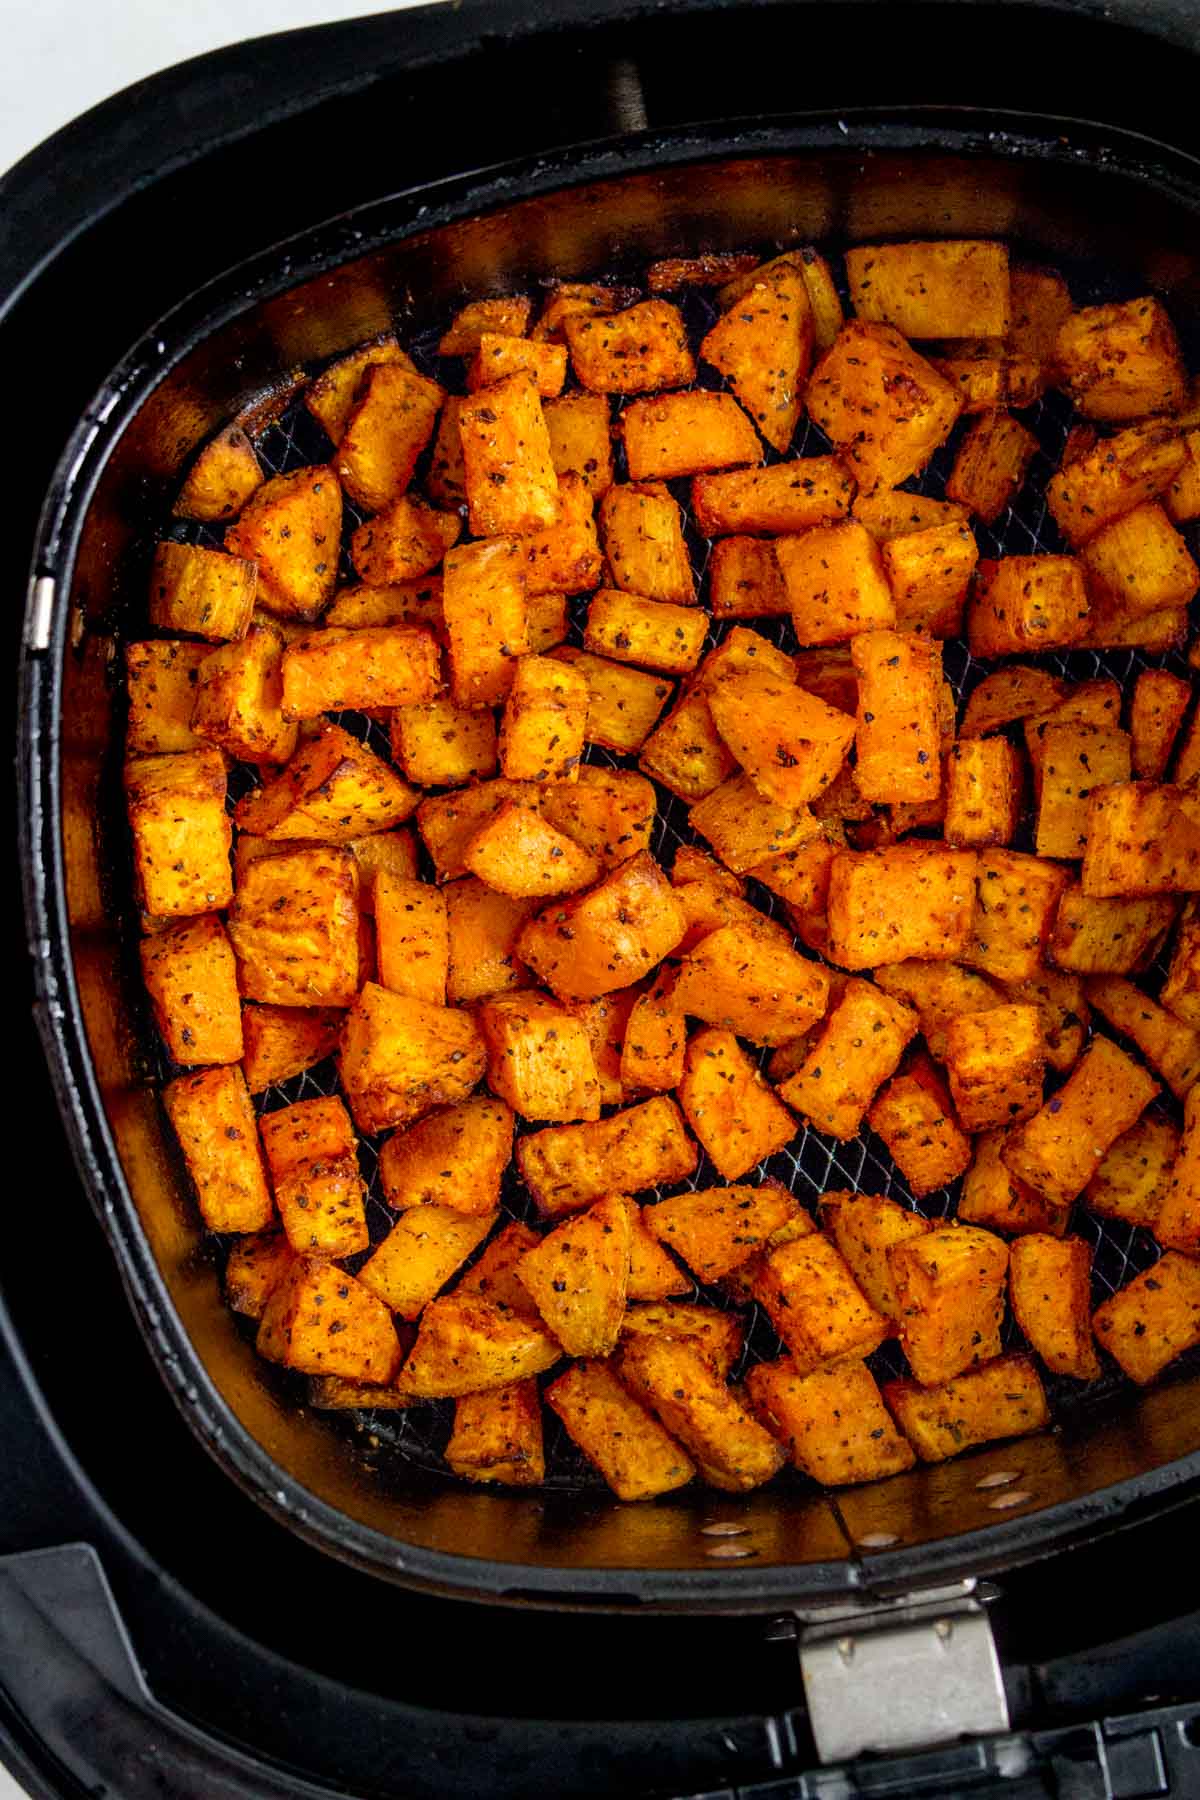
[856,1531,899,1548]
[988,1490,1034,1510]
[704,1543,756,1560]
[700,1521,748,1537]
[976,1469,1020,1490]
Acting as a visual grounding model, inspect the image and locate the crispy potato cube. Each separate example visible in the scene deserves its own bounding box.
[464,802,600,899]
[1080,600,1188,653]
[1003,1033,1159,1206]
[458,370,559,536]
[677,1027,795,1180]
[778,979,917,1140]
[1055,297,1186,421]
[478,989,601,1122]
[871,959,1003,1061]
[689,774,819,876]
[650,253,761,291]
[879,520,979,636]
[441,538,529,708]
[517,1095,697,1218]
[706,673,853,810]
[1047,419,1186,547]
[1081,500,1199,621]
[967,555,1090,656]
[340,982,486,1135]
[828,843,977,971]
[1163,903,1200,1028]
[225,466,341,621]
[150,541,257,643]
[175,424,263,522]
[224,1232,295,1319]
[638,687,733,799]
[551,647,673,756]
[929,345,1007,415]
[695,626,796,692]
[455,1220,541,1313]
[621,973,686,1094]
[439,297,533,356]
[961,666,1068,738]
[446,1381,545,1487]
[600,481,694,605]
[125,640,209,753]
[853,491,967,541]
[1093,1253,1200,1385]
[717,250,843,351]
[519,472,602,596]
[945,410,1038,525]
[532,281,640,341]
[944,738,1022,849]
[622,389,761,482]
[1087,976,1200,1099]
[527,591,570,654]
[818,1191,933,1319]
[541,765,656,870]
[235,722,417,841]
[400,1296,560,1397]
[751,1235,890,1370]
[1049,886,1177,975]
[258,1259,402,1382]
[751,838,839,919]
[692,457,853,538]
[391,698,497,789]
[141,914,242,1065]
[374,873,448,1005]
[672,921,829,1047]
[417,779,545,883]
[618,1335,784,1493]
[708,537,789,619]
[163,1065,274,1232]
[378,1097,513,1217]
[1166,426,1200,522]
[544,391,613,498]
[583,590,707,677]
[644,1181,800,1282]
[425,395,467,508]
[1083,781,1200,899]
[851,629,941,805]
[1009,1234,1099,1380]
[545,1362,694,1501]
[467,334,567,397]
[868,1055,972,1197]
[515,1194,631,1355]
[747,1356,915,1484]
[701,260,813,452]
[847,240,1010,337]
[335,363,442,511]
[565,990,636,1108]
[445,878,536,1005]
[228,846,359,1007]
[259,1094,368,1257]
[619,1301,744,1375]
[498,653,588,781]
[304,337,418,440]
[280,624,438,720]
[807,321,961,493]
[242,1003,343,1093]
[1001,967,1087,1075]
[960,1127,1067,1235]
[1130,670,1190,782]
[190,621,296,765]
[943,1003,1044,1131]
[565,298,694,394]
[358,1203,495,1319]
[884,1355,1048,1462]
[964,850,1069,984]
[1155,1084,1200,1254]
[125,748,232,918]
[673,862,789,956]
[517,851,685,1000]
[325,576,443,635]
[889,1224,1008,1385]
[625,1198,690,1300]
[777,520,896,646]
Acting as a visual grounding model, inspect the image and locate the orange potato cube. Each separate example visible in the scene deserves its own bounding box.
[747,1356,915,1485]
[620,973,686,1093]
[846,240,1010,337]
[565,989,637,1109]
[778,979,917,1140]
[689,773,819,875]
[259,1094,368,1258]
[1047,419,1186,547]
[618,1334,785,1493]
[1087,976,1200,1099]
[943,1002,1045,1131]
[125,639,209,753]
[1163,902,1200,1028]
[707,537,789,618]
[961,665,1068,738]
[1081,500,1200,618]
[1049,886,1178,976]
[257,1259,402,1383]
[377,1097,513,1217]
[526,590,570,654]
[694,625,795,692]
[125,747,232,918]
[1008,264,1074,396]
[717,249,843,351]
[551,647,673,755]
[871,959,1003,1061]
[163,1065,274,1233]
[234,722,417,841]
[967,555,1090,656]
[543,390,613,498]
[945,410,1038,525]
[519,472,602,596]
[883,1355,1048,1462]
[224,1232,295,1319]
[807,321,961,493]
[544,1361,694,1501]
[622,389,761,481]
[467,334,567,397]
[1084,1112,1176,1230]
[374,873,448,1005]
[541,764,656,869]
[532,282,639,341]
[672,920,829,1047]
[425,395,467,508]
[226,466,341,621]
[624,1197,690,1301]
[1155,1084,1200,1254]
[1166,426,1200,523]
[241,1003,343,1094]
[638,687,734,800]
[650,253,762,291]
[517,851,686,1000]
[944,737,1022,848]
[677,1028,795,1180]
[399,1296,561,1398]
[644,1181,800,1282]
[701,259,813,452]
[454,1221,541,1314]
[228,845,359,1007]
[1093,1252,1200,1385]
[325,575,443,634]
[564,298,694,395]
[880,520,979,636]
[279,624,438,719]
[141,914,243,1065]
[959,1127,1068,1236]
[867,1055,972,1197]
[335,362,442,511]
[442,537,529,708]
[438,297,534,356]
[516,1193,631,1356]
[1003,1033,1159,1207]
[964,849,1069,984]
[445,1380,546,1488]
[516,1095,697,1218]
[600,481,694,605]
[150,541,257,642]
[777,520,896,646]
[851,629,941,805]
[583,589,708,676]
[853,490,968,540]
[498,652,588,781]
[391,698,497,789]
[618,1301,745,1376]
[190,621,297,765]
[478,989,601,1122]
[828,843,977,971]
[339,981,486,1135]
[304,336,418,440]
[417,779,545,883]
[751,1234,890,1371]
[464,802,600,899]
[692,457,853,537]
[1082,781,1200,899]
[458,370,559,536]
[1055,297,1186,421]
[1130,670,1190,781]
[174,423,263,523]
[1009,1234,1099,1380]
[706,672,854,809]
[889,1224,1008,1385]
[817,1191,933,1320]
[358,1203,495,1319]
[444,878,536,1005]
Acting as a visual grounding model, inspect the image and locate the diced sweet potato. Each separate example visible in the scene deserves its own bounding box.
[228,845,359,1007]
[438,297,534,356]
[867,1055,973,1197]
[751,837,839,916]
[125,747,232,918]
[532,282,640,341]
[620,973,687,1093]
[828,843,977,971]
[517,1095,697,1218]
[883,1355,1048,1462]
[871,959,1003,1061]
[544,391,614,498]
[960,666,1068,738]
[467,334,567,397]
[967,555,1090,656]
[1081,501,1199,620]
[377,1096,513,1217]
[705,672,854,810]
[623,1198,690,1300]
[747,1356,915,1485]
[280,624,438,720]
[478,989,601,1122]
[778,979,917,1140]
[1009,1234,1099,1379]
[650,253,761,291]
[445,1380,546,1487]
[565,990,637,1108]
[334,362,442,511]
[224,1232,296,1318]
[817,1191,932,1318]
[1093,1253,1200,1385]
[307,1377,412,1409]
[1083,782,1200,899]
[701,260,813,452]
[241,1003,344,1093]
[807,321,962,493]
[689,774,819,876]
[340,981,486,1134]
[442,538,529,708]
[258,1259,402,1382]
[889,1223,1008,1385]
[458,370,559,536]
[777,520,896,646]
[751,1234,890,1370]
[551,647,674,755]
[851,629,941,806]
[373,873,448,1005]
[847,240,1010,337]
[1166,426,1200,523]
[564,298,695,394]
[644,1182,800,1282]
[391,699,497,789]
[692,458,853,536]
[622,389,761,481]
[1085,1113,1177,1229]
[425,395,467,507]
[678,1028,795,1180]
[527,591,570,653]
[945,410,1038,525]
[163,1065,274,1232]
[541,765,656,870]
[944,737,1022,848]
[517,851,685,1000]
[1087,976,1200,1099]
[445,878,536,1005]
[1163,903,1200,1028]
[635,687,732,799]
[417,779,545,883]
[959,1127,1068,1235]
[544,1361,695,1501]
[400,1296,561,1397]
[455,1220,542,1313]
[520,472,602,595]
[964,850,1069,984]
[1055,297,1186,421]
[1047,419,1186,547]
[1130,670,1190,781]
[498,653,588,781]
[583,590,707,677]
[619,1335,785,1493]
[707,537,789,618]
[259,1094,368,1257]
[695,626,796,692]
[125,640,209,753]
[717,249,843,351]
[359,1203,495,1319]
[853,491,968,540]
[880,520,979,636]
[304,336,418,439]
[175,424,263,522]
[190,622,296,765]
[141,914,242,1065]
[515,1194,631,1355]
[600,481,694,605]
[464,802,600,899]
[1155,1084,1200,1254]
[150,541,258,643]
[235,722,417,841]
[325,576,443,634]
[671,921,828,1047]
[943,1003,1045,1131]
[1003,1033,1159,1206]
[618,1301,744,1375]
[1049,886,1178,975]
[225,466,341,621]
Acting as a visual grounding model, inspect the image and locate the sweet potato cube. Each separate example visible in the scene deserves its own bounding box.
[1008,264,1074,393]
[851,629,941,806]
[618,1301,744,1376]
[672,922,829,1048]
[464,803,600,899]
[692,457,853,537]
[828,843,977,971]
[175,424,263,522]
[747,1356,915,1485]
[417,780,544,883]
[619,1335,785,1493]
[533,281,639,340]
[621,389,761,482]
[280,624,438,720]
[454,1220,541,1314]
[150,541,257,643]
[751,837,839,917]
[550,648,673,756]
[190,622,296,765]
[817,1191,933,1319]
[164,1062,275,1237]
[438,297,533,356]
[391,698,497,789]
[498,653,588,781]
[516,1095,697,1218]
[544,391,613,498]
[708,537,789,618]
[961,666,1068,738]
[672,865,788,957]
[944,738,1022,849]
[959,1128,1068,1235]
[304,336,418,439]
[879,520,979,636]
[519,472,602,596]
[624,1199,690,1301]
[258,1260,401,1382]
[1130,670,1190,782]
[373,873,448,1005]
[1003,1033,1159,1206]
[1009,1234,1099,1380]
[677,1028,795,1180]
[967,555,1090,656]
[600,482,694,605]
[777,520,896,646]
[517,851,686,1000]
[477,989,601,1123]
[871,959,1003,1061]
[1155,1084,1200,1255]
[224,1232,295,1319]
[526,591,570,654]
[778,979,917,1140]
[847,240,1010,337]
[807,321,962,492]
[125,640,209,753]
[377,1096,513,1218]
[1055,297,1186,421]
[943,1003,1044,1131]
[1047,419,1186,547]
[125,748,232,918]
[637,688,733,799]
[400,1296,561,1397]
[242,1004,343,1093]
[445,1381,545,1488]
[620,974,686,1093]
[751,1235,890,1371]
[458,370,559,536]
[565,990,636,1109]
[643,1182,800,1282]
[1049,886,1177,975]
[358,1204,495,1320]
[564,298,694,395]
[1081,501,1199,621]
[228,846,359,1007]
[515,1194,631,1356]
[889,1224,1008,1385]
[259,1095,368,1258]
[945,410,1038,525]
[234,723,417,841]
[705,673,854,810]
[324,576,444,635]
[467,334,567,397]
[1093,1253,1200,1385]
[689,774,819,876]
[1087,976,1200,1099]
[141,914,242,1066]
[1084,1112,1176,1229]
[852,493,966,543]
[1163,903,1200,1028]
[1166,426,1200,522]
[444,878,536,1005]
[964,850,1069,984]
[717,249,843,350]
[339,982,486,1134]
[696,627,796,692]
[424,396,468,507]
[701,260,813,452]
[442,538,529,708]
[583,590,706,677]
[1083,781,1200,899]
[541,765,656,870]
[884,1355,1048,1462]
[545,1362,694,1501]
[335,362,442,511]
[225,466,341,621]
[867,1055,972,1197]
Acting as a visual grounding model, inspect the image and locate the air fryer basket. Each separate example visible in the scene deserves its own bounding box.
[25,117,1200,1608]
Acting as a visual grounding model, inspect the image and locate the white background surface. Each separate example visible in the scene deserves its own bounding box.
[2,11,436,1797]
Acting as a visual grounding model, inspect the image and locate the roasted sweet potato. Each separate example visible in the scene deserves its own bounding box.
[889,1224,1008,1385]
[258,1259,402,1383]
[944,737,1023,848]
[707,537,789,618]
[305,336,418,438]
[583,589,708,676]
[672,920,829,1046]
[701,260,813,452]
[359,1203,495,1319]
[692,457,853,536]
[544,390,614,497]
[883,1355,1048,1462]
[125,640,209,753]
[498,653,589,781]
[125,748,232,918]
[1130,670,1190,781]
[1082,782,1200,899]
[880,520,979,636]
[400,1296,561,1397]
[517,851,686,1000]
[1093,1252,1200,1385]
[964,849,1069,984]
[280,623,439,719]
[852,629,942,806]
[959,1127,1067,1235]
[242,1003,344,1093]
[339,981,486,1134]
[678,1028,795,1179]
[706,671,854,810]
[945,410,1038,525]
[600,481,694,605]
[1010,1234,1099,1379]
[478,989,601,1122]
[175,424,263,523]
[516,1193,632,1356]
[464,802,600,899]
[552,647,674,755]
[438,297,534,355]
[228,845,359,1007]
[235,722,417,842]
[458,370,559,536]
[377,1097,514,1216]
[1055,297,1186,421]
[445,1381,546,1487]
[335,363,443,511]
[164,1065,275,1233]
[622,389,761,481]
[967,555,1090,656]
[1049,886,1178,976]
[150,541,258,642]
[540,765,656,869]
[141,914,243,1066]
[391,698,498,789]
[1087,976,1200,1099]
[751,1234,890,1371]
[444,878,537,1005]
[847,241,1010,338]
[778,979,918,1140]
[442,538,529,708]
[565,298,695,394]
[827,843,977,971]
[777,520,897,646]
[224,1232,295,1319]
[868,1054,973,1197]
[747,1356,915,1485]
[1084,1112,1177,1230]
[544,1361,695,1500]
[467,334,567,397]
[806,321,962,493]
[259,1094,369,1258]
[516,1094,697,1218]
[817,1191,932,1319]
[454,1220,542,1314]
[619,1334,785,1492]
[1003,1033,1159,1206]
[225,466,342,621]
[942,1002,1045,1131]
